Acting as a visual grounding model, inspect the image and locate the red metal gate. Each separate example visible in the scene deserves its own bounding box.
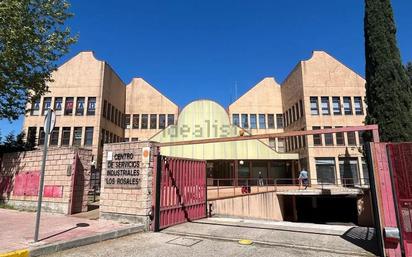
[153,156,206,231]
[387,143,412,256]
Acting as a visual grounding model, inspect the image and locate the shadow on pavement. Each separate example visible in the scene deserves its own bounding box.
[40,223,90,241]
[340,227,379,256]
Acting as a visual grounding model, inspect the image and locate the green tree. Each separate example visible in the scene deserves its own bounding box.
[0,131,34,153]
[0,0,77,120]
[364,0,412,142]
[406,62,412,82]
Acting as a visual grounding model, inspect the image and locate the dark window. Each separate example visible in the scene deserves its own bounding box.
[87,97,96,115]
[101,129,106,146]
[295,103,299,119]
[347,131,357,145]
[39,127,45,145]
[339,158,360,186]
[141,114,148,129]
[125,114,131,128]
[343,97,352,115]
[276,114,283,129]
[250,114,257,129]
[313,126,322,146]
[332,97,341,115]
[167,114,175,126]
[241,114,248,128]
[132,114,139,129]
[85,127,93,146]
[310,97,319,115]
[150,114,157,129]
[299,100,304,117]
[285,111,289,126]
[50,127,59,146]
[159,114,166,129]
[42,97,52,115]
[75,97,85,116]
[103,100,107,118]
[27,127,37,145]
[324,126,333,146]
[73,127,82,146]
[111,105,115,123]
[115,109,118,125]
[354,97,364,115]
[292,106,296,122]
[31,99,40,115]
[321,97,330,115]
[131,137,139,142]
[61,127,71,145]
[233,114,240,126]
[268,114,275,128]
[105,130,109,143]
[358,131,365,145]
[316,158,336,184]
[54,97,63,115]
[65,97,74,116]
[258,114,266,129]
[335,126,345,145]
[288,109,292,125]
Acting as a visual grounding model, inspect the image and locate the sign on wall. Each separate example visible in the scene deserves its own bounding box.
[105,151,141,188]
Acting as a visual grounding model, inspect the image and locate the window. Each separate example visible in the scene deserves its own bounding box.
[250,114,257,129]
[150,114,157,129]
[284,111,288,127]
[354,97,364,115]
[111,105,115,123]
[339,158,360,186]
[105,130,109,143]
[288,109,292,125]
[61,127,71,145]
[39,127,45,145]
[316,158,336,184]
[73,127,82,146]
[321,97,330,115]
[54,97,63,115]
[277,138,285,153]
[132,114,139,129]
[76,97,85,116]
[65,97,74,115]
[241,114,248,128]
[268,114,275,129]
[358,131,365,145]
[50,127,59,146]
[27,127,37,146]
[310,97,319,115]
[42,97,52,115]
[292,106,296,122]
[258,114,266,129]
[332,97,341,115]
[31,99,40,115]
[313,126,322,146]
[276,114,283,129]
[362,158,370,185]
[103,100,107,118]
[335,126,345,145]
[116,109,120,126]
[124,114,131,128]
[159,114,166,129]
[167,114,175,126]
[131,137,139,142]
[324,126,333,146]
[347,131,357,145]
[141,114,148,129]
[343,97,352,115]
[84,127,93,146]
[87,97,96,115]
[299,100,304,117]
[295,103,299,119]
[269,138,276,148]
[232,114,240,126]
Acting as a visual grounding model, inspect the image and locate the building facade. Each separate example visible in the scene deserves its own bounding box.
[23,50,368,187]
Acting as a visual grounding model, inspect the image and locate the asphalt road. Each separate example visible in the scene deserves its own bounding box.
[45,232,360,257]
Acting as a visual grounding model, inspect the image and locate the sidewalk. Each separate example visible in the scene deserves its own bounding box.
[163,217,378,256]
[0,208,143,255]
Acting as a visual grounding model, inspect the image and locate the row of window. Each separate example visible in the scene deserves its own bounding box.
[28,127,94,146]
[232,114,284,129]
[31,97,96,116]
[315,157,369,185]
[312,126,364,146]
[310,96,364,116]
[102,100,124,128]
[124,114,175,130]
[284,100,304,127]
[101,129,126,145]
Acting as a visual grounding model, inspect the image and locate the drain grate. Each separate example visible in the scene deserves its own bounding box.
[166,237,202,247]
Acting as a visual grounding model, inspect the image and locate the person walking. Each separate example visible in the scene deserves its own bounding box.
[298,168,309,190]
[258,171,264,186]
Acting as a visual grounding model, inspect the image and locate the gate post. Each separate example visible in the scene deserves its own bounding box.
[153,152,162,232]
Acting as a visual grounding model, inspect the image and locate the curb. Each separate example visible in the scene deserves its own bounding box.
[162,230,377,257]
[0,249,29,257]
[29,224,144,256]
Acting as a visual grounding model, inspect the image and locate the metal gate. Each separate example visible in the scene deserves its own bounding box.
[153,156,207,231]
[387,143,412,257]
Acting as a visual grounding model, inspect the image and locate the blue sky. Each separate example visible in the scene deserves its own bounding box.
[1,0,412,138]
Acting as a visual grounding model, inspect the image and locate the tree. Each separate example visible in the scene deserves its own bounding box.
[406,62,412,83]
[0,131,34,153]
[364,0,412,142]
[0,0,77,120]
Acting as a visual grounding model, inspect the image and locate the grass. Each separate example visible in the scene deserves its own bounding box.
[0,202,17,210]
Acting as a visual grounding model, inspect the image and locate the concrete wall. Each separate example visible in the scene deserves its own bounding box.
[100,141,156,228]
[0,148,92,214]
[209,192,284,221]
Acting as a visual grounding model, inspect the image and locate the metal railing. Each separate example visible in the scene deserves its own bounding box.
[207,177,370,199]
